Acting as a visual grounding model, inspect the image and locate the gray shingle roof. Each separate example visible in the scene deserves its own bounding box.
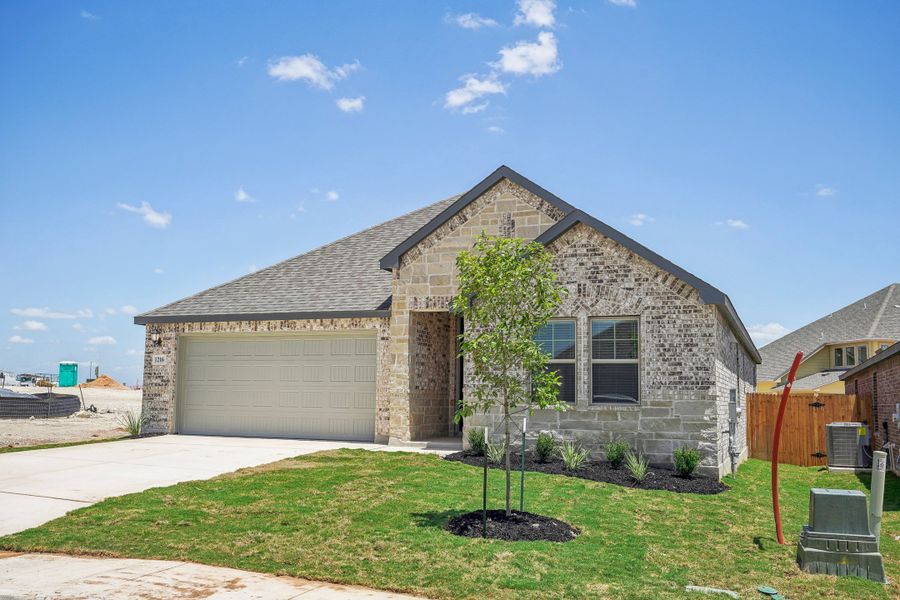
[758,283,900,380]
[135,196,459,324]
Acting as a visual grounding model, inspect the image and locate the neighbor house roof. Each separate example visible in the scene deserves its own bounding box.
[134,196,459,324]
[758,283,900,381]
[535,211,762,363]
[840,340,900,380]
[773,369,845,391]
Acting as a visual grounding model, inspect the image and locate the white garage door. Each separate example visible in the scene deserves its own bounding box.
[177,333,377,441]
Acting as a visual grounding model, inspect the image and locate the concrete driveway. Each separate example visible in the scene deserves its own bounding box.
[0,553,426,599]
[0,434,449,536]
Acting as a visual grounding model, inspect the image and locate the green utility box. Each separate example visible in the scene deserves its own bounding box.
[797,488,885,583]
[58,362,78,387]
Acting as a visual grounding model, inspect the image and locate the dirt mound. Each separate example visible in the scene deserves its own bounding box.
[81,375,129,390]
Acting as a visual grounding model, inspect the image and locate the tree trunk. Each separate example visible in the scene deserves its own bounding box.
[504,399,511,516]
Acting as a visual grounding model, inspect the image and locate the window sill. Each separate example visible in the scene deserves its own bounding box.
[583,403,641,411]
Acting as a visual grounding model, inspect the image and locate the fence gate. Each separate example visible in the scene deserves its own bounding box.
[747,393,871,467]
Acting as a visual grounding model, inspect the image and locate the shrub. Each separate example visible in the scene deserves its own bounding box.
[486,440,507,465]
[118,411,147,437]
[467,428,486,456]
[535,433,557,463]
[673,446,701,478]
[558,440,589,471]
[604,439,630,469]
[624,452,649,483]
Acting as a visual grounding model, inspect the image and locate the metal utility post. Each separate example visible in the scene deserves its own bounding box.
[520,417,527,513]
[482,426,488,538]
[871,450,887,545]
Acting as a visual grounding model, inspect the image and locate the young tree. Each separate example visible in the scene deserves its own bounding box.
[452,233,568,516]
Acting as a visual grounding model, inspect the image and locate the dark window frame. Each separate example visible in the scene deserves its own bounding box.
[590,317,640,404]
[535,318,577,404]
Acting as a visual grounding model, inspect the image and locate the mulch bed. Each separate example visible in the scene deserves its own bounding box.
[444,450,729,495]
[447,509,579,542]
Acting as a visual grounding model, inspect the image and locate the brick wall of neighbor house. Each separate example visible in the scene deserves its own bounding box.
[140,317,392,442]
[408,311,454,439]
[462,223,746,478]
[387,178,566,442]
[848,353,900,475]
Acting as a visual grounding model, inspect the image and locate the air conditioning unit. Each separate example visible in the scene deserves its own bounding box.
[825,422,869,469]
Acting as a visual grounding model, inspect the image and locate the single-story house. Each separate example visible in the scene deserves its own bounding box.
[841,341,900,476]
[136,166,760,477]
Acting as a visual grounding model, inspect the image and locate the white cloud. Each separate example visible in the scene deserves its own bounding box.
[494,32,561,77]
[487,125,506,134]
[125,348,140,356]
[326,190,340,201]
[235,186,255,203]
[117,201,172,229]
[718,218,749,230]
[462,102,489,115]
[235,56,249,67]
[815,184,838,197]
[247,264,259,273]
[153,267,165,274]
[336,96,365,113]
[16,320,48,331]
[267,54,360,90]
[629,213,654,226]
[119,305,138,315]
[80,9,99,20]
[297,201,307,212]
[11,307,92,320]
[444,74,506,111]
[8,335,34,344]
[449,13,499,29]
[514,0,556,28]
[87,336,117,345]
[748,323,791,346]
[104,307,117,316]
[608,0,637,7]
[72,323,85,331]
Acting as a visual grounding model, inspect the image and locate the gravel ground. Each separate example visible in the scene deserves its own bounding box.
[0,386,142,448]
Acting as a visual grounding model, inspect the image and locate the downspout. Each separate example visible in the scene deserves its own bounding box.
[727,342,740,476]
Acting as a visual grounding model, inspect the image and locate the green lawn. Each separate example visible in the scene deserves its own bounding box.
[1,451,896,599]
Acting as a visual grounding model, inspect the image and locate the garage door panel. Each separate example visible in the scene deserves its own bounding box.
[178,334,376,441]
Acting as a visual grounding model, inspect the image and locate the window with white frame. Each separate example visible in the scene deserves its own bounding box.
[534,319,576,403]
[591,318,639,404]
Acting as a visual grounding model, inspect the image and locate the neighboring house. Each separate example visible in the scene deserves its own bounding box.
[757,284,900,394]
[840,341,900,476]
[136,166,759,477]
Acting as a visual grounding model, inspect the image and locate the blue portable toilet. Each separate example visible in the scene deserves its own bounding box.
[58,362,78,387]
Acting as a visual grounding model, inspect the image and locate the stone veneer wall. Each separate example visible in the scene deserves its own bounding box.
[140,317,392,442]
[463,223,752,478]
[387,178,565,442]
[408,311,454,439]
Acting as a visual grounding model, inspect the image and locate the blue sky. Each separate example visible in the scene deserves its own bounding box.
[2,1,898,385]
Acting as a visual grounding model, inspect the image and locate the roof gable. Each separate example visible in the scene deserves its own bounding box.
[379,165,575,270]
[536,211,762,363]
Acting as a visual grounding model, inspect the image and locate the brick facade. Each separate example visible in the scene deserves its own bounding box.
[461,222,756,477]
[846,352,900,476]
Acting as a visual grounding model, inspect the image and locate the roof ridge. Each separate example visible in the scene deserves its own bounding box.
[867,283,897,338]
[135,195,459,319]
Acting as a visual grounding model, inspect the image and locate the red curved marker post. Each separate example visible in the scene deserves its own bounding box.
[772,351,804,545]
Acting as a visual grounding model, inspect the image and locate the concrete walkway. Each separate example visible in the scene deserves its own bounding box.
[0,553,426,599]
[0,434,457,536]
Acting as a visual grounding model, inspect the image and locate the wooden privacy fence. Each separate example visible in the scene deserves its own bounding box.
[747,392,871,467]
